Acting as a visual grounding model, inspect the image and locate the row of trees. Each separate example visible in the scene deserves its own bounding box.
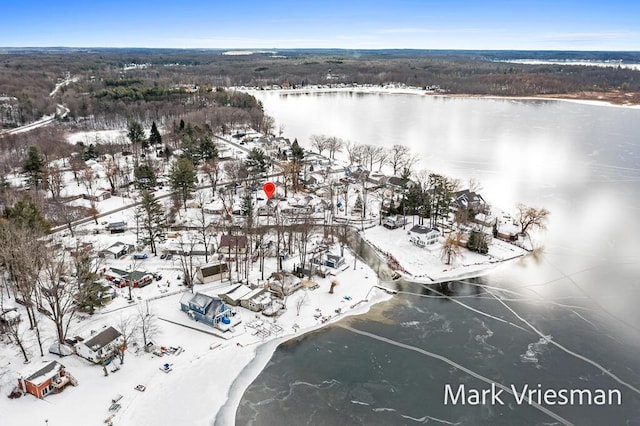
[310,135,419,177]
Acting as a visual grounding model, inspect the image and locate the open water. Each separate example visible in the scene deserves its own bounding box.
[234,91,640,425]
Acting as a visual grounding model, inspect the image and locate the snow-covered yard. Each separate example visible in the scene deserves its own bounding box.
[362,217,529,282]
[0,233,391,426]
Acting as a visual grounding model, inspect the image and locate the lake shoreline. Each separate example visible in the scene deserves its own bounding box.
[243,86,640,109]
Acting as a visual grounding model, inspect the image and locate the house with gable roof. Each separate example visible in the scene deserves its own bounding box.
[179,292,234,329]
[18,360,78,399]
[408,224,440,248]
[75,326,124,363]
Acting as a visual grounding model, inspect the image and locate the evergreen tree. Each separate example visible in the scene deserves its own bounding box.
[199,135,218,162]
[127,119,145,164]
[134,164,157,190]
[149,121,162,146]
[169,157,197,210]
[246,148,268,173]
[290,139,305,162]
[76,280,112,314]
[3,199,51,233]
[137,189,166,255]
[22,146,46,191]
[241,192,254,218]
[288,139,305,190]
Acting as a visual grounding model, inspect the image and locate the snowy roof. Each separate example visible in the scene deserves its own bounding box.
[181,292,215,310]
[23,361,64,385]
[240,287,267,301]
[220,284,252,301]
[409,225,439,235]
[199,262,226,277]
[83,326,122,352]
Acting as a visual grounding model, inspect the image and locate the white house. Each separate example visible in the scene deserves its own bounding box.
[408,225,440,248]
[269,272,302,297]
[240,288,271,312]
[75,326,124,363]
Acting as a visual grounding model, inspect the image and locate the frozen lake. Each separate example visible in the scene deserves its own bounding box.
[234,91,640,425]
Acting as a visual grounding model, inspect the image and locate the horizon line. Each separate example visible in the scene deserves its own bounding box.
[1,46,640,53]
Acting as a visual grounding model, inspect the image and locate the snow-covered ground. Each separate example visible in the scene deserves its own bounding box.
[362,216,529,283]
[0,228,391,426]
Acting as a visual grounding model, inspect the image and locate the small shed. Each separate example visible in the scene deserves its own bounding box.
[106,221,126,233]
[0,308,20,326]
[383,215,407,229]
[325,254,345,269]
[196,262,228,284]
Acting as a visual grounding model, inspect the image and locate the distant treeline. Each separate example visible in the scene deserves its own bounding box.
[1,48,639,126]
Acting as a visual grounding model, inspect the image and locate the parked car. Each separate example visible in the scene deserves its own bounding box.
[132,253,148,260]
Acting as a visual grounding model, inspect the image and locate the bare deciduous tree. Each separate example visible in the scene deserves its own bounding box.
[516,204,550,236]
[137,304,159,347]
[114,314,139,365]
[441,231,463,265]
[310,134,329,156]
[326,136,343,160]
[39,251,77,344]
[201,157,221,198]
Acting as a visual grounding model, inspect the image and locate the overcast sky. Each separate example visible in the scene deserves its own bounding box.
[3,0,639,50]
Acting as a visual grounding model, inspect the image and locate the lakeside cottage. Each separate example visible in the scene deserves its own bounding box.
[269,272,302,297]
[219,284,252,306]
[75,326,124,364]
[179,292,234,329]
[408,224,440,247]
[239,288,271,312]
[18,361,78,399]
[99,242,133,259]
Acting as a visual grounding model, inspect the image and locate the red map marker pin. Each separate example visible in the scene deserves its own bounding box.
[263,181,276,199]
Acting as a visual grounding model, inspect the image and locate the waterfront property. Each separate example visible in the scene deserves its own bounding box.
[269,272,302,297]
[408,225,440,247]
[179,292,234,328]
[240,288,271,312]
[219,284,253,306]
[99,242,133,259]
[104,268,153,288]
